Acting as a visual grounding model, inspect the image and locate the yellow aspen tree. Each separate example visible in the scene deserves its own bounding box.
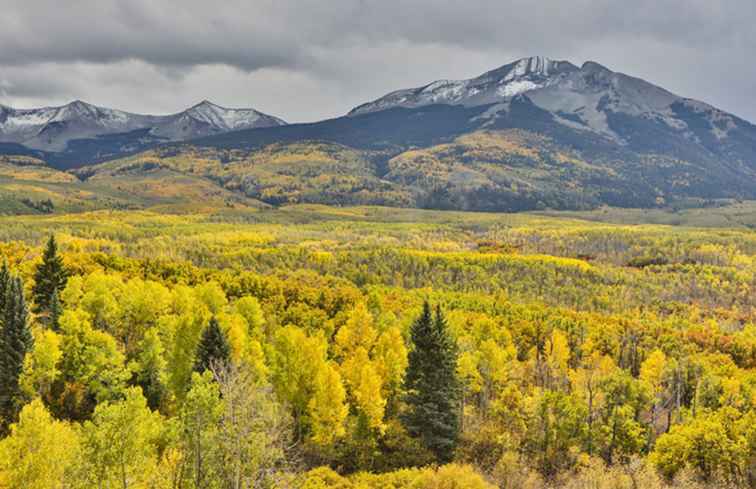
[80,387,163,489]
[0,399,80,489]
[341,347,386,433]
[373,326,408,409]
[19,329,62,400]
[234,296,265,340]
[545,329,571,390]
[334,302,377,359]
[640,349,667,438]
[308,362,348,445]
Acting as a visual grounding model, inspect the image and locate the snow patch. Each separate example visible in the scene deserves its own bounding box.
[498,80,541,98]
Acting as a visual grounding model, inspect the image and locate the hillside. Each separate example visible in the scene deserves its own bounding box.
[1,57,755,212]
[73,124,755,212]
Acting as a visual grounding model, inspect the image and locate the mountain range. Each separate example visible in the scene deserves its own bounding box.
[0,100,285,166]
[1,56,755,213]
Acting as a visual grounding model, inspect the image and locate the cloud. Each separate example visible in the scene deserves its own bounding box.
[1,0,756,122]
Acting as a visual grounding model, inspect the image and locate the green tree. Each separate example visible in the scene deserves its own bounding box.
[0,262,9,315]
[402,302,461,463]
[80,387,163,489]
[135,327,170,411]
[0,399,80,489]
[0,276,33,430]
[525,389,587,477]
[651,409,744,483]
[160,308,207,402]
[268,325,330,439]
[31,235,68,315]
[234,296,265,340]
[180,371,223,489]
[194,317,231,373]
[48,290,62,332]
[19,329,62,402]
[594,370,648,465]
[53,309,130,420]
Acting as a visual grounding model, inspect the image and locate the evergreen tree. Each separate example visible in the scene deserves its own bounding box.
[32,235,69,314]
[48,289,62,332]
[0,275,34,430]
[135,328,169,411]
[194,317,231,373]
[0,261,9,316]
[401,301,461,463]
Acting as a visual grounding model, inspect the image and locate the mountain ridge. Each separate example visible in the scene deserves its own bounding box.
[0,99,286,154]
[1,56,755,212]
[347,56,750,150]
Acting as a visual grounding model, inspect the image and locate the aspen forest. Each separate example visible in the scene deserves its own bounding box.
[0,204,753,489]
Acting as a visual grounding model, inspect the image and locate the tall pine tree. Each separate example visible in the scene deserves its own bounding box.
[194,317,231,373]
[32,235,68,315]
[402,302,461,463]
[0,262,9,316]
[48,289,62,332]
[0,275,34,430]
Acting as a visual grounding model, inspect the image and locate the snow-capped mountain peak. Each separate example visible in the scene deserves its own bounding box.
[0,99,286,151]
[182,100,284,130]
[49,100,133,126]
[347,55,749,147]
[348,56,578,116]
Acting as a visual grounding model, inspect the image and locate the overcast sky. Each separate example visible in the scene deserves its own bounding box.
[2,0,755,123]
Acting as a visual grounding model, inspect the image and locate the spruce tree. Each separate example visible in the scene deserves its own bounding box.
[194,317,231,373]
[0,275,34,430]
[48,289,62,332]
[32,235,68,315]
[0,262,9,317]
[402,301,461,463]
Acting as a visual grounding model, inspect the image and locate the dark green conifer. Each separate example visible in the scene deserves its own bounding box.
[0,262,9,315]
[48,289,62,331]
[0,275,33,430]
[32,235,69,314]
[401,301,461,463]
[194,317,231,373]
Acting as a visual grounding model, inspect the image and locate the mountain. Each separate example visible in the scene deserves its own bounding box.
[349,56,578,115]
[148,56,754,210]
[348,56,755,153]
[2,56,755,213]
[0,100,286,167]
[149,101,286,141]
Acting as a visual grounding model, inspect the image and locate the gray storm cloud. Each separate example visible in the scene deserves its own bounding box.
[1,0,755,122]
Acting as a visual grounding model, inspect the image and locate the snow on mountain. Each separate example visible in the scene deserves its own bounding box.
[348,56,745,145]
[349,56,578,115]
[150,101,286,141]
[0,100,286,152]
[186,100,285,130]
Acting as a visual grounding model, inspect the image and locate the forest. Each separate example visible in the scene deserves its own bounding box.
[0,204,753,488]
